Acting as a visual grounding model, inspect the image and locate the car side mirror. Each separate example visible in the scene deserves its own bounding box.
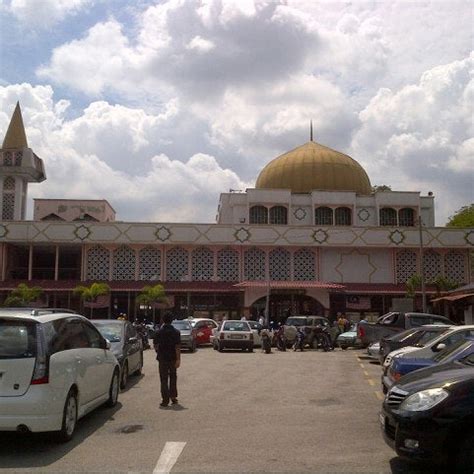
[104,339,111,350]
[128,336,138,343]
[433,343,446,352]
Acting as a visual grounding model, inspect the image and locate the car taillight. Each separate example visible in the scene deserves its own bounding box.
[358,325,365,338]
[31,325,49,385]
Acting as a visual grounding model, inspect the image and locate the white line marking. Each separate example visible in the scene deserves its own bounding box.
[153,442,186,473]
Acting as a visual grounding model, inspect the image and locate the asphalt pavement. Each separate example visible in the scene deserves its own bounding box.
[0,345,438,473]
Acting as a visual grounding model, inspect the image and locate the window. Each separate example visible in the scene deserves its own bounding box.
[81,322,103,348]
[0,320,36,358]
[379,208,397,226]
[53,319,89,350]
[269,206,287,225]
[335,207,352,226]
[166,247,189,281]
[398,208,414,226]
[249,206,268,224]
[314,207,333,225]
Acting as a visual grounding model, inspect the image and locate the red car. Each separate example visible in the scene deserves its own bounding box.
[189,318,218,345]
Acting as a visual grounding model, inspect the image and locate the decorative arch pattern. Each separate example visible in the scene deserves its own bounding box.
[269,248,290,280]
[249,206,268,224]
[314,207,333,225]
[294,249,316,281]
[444,251,466,283]
[269,206,288,225]
[244,248,266,280]
[396,250,417,283]
[217,249,239,281]
[113,246,136,280]
[192,247,214,281]
[86,245,110,280]
[335,207,351,226]
[139,247,161,280]
[2,176,15,220]
[166,247,189,281]
[423,251,441,281]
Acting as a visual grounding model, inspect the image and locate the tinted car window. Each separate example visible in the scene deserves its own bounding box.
[416,329,450,346]
[390,328,420,343]
[52,319,89,350]
[286,317,308,327]
[81,322,103,348]
[382,313,400,325]
[433,339,472,362]
[93,322,122,342]
[0,319,36,359]
[172,320,192,330]
[410,316,431,327]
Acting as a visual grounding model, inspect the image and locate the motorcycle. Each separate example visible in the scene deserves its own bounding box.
[311,325,332,352]
[134,321,150,350]
[293,328,305,351]
[261,328,272,354]
[275,326,286,351]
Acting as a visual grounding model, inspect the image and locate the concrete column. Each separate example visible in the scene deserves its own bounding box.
[54,245,59,280]
[28,244,33,280]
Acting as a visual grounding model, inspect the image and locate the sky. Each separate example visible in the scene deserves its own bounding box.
[0,0,472,225]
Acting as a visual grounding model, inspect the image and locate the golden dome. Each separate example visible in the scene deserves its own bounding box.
[255,140,371,194]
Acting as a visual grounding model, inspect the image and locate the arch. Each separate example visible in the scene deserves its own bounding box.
[335,207,352,226]
[314,206,333,225]
[269,206,288,225]
[269,248,290,280]
[139,247,161,280]
[166,247,189,281]
[192,247,214,281]
[294,248,316,281]
[86,245,110,280]
[217,248,239,281]
[399,208,415,227]
[249,205,268,224]
[113,246,136,280]
[379,207,397,226]
[244,248,266,280]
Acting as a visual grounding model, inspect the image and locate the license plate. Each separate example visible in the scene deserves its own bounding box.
[230,334,243,339]
[379,413,385,428]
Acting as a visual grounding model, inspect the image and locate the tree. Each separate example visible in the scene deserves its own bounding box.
[372,184,392,193]
[429,275,459,296]
[4,283,43,307]
[136,284,166,324]
[446,204,474,227]
[405,274,422,298]
[73,282,110,319]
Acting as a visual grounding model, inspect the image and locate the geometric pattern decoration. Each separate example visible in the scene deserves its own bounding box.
[395,250,417,283]
[155,225,172,242]
[423,250,441,282]
[444,251,466,283]
[234,227,251,243]
[113,245,136,280]
[269,248,290,280]
[293,207,307,221]
[74,224,91,241]
[465,230,474,246]
[2,192,15,221]
[357,208,370,222]
[389,229,405,245]
[217,248,240,282]
[312,229,329,244]
[293,248,316,281]
[0,224,8,238]
[86,245,110,280]
[139,247,161,280]
[244,248,266,281]
[3,152,12,166]
[14,151,23,166]
[166,247,189,281]
[192,247,214,281]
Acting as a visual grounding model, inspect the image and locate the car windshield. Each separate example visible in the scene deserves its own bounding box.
[223,321,250,332]
[433,339,472,362]
[0,319,37,359]
[286,317,307,327]
[172,320,192,330]
[93,323,122,342]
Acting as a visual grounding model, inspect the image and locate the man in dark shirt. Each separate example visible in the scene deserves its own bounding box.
[153,313,181,407]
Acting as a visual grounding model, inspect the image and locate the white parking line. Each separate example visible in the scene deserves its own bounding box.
[153,442,186,473]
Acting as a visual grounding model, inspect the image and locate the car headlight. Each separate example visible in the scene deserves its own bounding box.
[400,388,449,412]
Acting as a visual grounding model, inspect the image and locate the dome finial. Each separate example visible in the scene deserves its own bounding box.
[310,120,313,142]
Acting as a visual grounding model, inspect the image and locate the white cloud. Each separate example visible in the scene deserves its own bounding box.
[186,36,215,53]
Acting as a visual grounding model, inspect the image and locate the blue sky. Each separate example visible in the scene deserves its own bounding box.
[0,0,472,224]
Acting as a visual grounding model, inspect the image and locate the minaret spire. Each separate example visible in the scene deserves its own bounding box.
[310,120,313,142]
[2,101,28,149]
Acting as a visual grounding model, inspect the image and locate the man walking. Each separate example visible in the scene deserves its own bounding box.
[153,313,181,407]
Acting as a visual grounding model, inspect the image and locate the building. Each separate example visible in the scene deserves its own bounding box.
[0,103,472,321]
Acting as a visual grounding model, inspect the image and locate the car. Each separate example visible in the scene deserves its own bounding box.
[247,320,263,347]
[336,323,361,349]
[189,318,218,345]
[381,353,474,469]
[383,338,474,393]
[0,311,120,442]
[367,341,381,359]
[213,320,254,352]
[379,324,452,363]
[92,320,143,389]
[172,319,197,352]
[283,316,337,347]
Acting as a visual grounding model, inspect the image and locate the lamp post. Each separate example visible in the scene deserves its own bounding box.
[264,278,270,327]
[418,216,427,312]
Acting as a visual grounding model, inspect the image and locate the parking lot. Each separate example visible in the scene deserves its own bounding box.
[0,346,436,473]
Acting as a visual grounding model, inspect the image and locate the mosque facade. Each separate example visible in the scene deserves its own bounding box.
[0,104,472,322]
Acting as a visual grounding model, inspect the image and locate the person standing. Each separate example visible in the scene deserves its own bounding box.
[153,313,181,408]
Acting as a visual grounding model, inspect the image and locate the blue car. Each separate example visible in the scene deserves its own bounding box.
[384,337,474,392]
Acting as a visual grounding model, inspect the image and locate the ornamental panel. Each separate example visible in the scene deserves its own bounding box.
[294,249,316,281]
[113,246,136,280]
[192,247,214,281]
[423,251,441,281]
[139,247,161,280]
[217,249,239,282]
[244,248,266,281]
[2,192,14,220]
[166,247,189,281]
[86,245,110,280]
[444,251,466,283]
[269,248,290,280]
[396,250,417,283]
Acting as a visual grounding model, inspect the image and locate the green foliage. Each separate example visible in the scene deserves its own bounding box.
[136,284,167,323]
[405,274,422,298]
[429,275,459,294]
[4,283,43,307]
[372,184,392,193]
[446,204,474,227]
[73,282,110,302]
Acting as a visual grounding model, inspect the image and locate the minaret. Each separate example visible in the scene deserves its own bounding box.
[0,102,46,220]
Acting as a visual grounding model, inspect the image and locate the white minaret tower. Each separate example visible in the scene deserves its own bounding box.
[0,102,46,221]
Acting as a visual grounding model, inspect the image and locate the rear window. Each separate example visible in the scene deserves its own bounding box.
[286,318,307,327]
[0,319,37,359]
[223,321,250,332]
[172,320,192,330]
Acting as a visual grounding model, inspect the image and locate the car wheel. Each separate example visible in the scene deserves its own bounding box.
[106,369,120,407]
[340,345,348,350]
[120,361,128,389]
[218,342,224,352]
[56,389,78,443]
[134,353,143,376]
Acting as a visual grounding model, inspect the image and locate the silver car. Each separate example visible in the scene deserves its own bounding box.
[172,320,197,352]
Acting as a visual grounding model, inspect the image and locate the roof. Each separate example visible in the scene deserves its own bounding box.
[2,102,28,149]
[0,310,84,323]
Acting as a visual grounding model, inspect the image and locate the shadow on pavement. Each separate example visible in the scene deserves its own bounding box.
[0,402,122,469]
[120,373,144,394]
[390,456,448,473]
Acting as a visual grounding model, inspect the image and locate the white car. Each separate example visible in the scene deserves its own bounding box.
[212,320,254,352]
[0,310,120,442]
[246,320,263,347]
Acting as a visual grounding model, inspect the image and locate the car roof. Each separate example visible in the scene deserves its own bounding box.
[287,315,326,319]
[0,310,85,324]
[91,319,125,325]
[419,324,453,328]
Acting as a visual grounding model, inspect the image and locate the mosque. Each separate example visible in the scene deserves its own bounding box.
[0,103,472,322]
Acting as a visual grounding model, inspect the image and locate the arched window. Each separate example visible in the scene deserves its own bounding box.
[314,207,333,225]
[86,245,110,280]
[166,247,189,281]
[379,208,397,226]
[269,206,287,225]
[244,248,266,280]
[335,207,352,226]
[269,248,290,280]
[139,247,161,280]
[398,208,415,227]
[192,247,214,281]
[249,205,268,224]
[217,249,240,281]
[113,246,136,280]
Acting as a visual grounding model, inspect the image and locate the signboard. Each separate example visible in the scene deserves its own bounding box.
[346,295,371,310]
